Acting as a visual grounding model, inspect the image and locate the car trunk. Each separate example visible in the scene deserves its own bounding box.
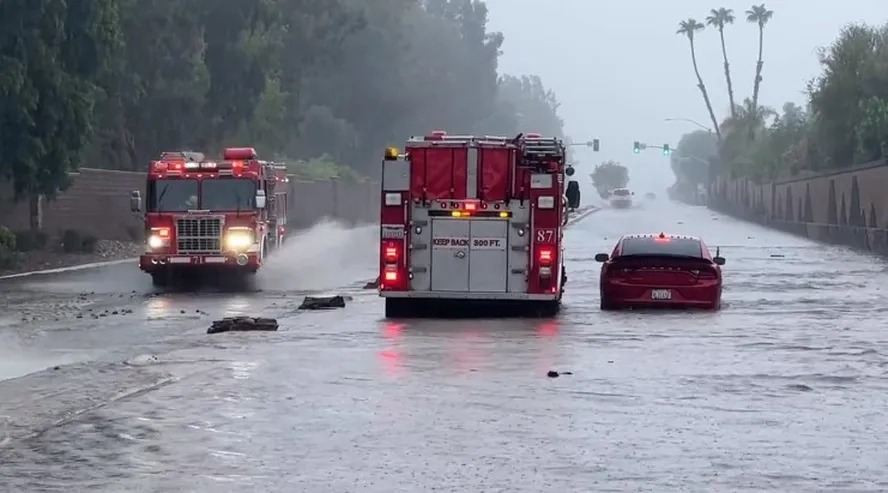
[607,256,718,286]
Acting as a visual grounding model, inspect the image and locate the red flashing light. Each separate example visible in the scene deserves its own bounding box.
[464,202,477,211]
[223,147,258,160]
[426,130,447,140]
[156,227,170,238]
[384,270,398,281]
[655,232,669,242]
[538,247,554,266]
[525,132,542,138]
[384,245,399,263]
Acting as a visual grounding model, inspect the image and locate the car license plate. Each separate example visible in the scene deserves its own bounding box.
[651,289,672,300]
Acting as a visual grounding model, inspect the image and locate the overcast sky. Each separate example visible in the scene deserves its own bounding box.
[485,0,888,191]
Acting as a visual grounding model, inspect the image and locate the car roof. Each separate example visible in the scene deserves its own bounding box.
[619,233,701,242]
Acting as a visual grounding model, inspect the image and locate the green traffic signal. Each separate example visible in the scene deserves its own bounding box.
[662,144,670,156]
[633,141,640,154]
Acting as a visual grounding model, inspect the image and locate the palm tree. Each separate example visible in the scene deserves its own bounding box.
[677,19,722,141]
[746,4,774,139]
[706,8,737,121]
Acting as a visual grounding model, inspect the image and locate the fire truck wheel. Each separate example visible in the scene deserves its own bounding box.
[534,300,560,317]
[150,272,169,288]
[384,298,412,318]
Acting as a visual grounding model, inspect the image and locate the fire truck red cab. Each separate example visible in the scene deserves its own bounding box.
[379,131,570,317]
[130,147,289,287]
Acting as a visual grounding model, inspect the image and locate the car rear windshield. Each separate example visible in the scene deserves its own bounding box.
[620,237,702,258]
[613,189,630,196]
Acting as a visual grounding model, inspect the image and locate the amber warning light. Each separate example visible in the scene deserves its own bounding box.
[384,147,400,160]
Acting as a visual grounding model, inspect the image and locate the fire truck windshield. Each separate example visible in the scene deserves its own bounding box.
[201,179,256,210]
[147,178,256,211]
[148,179,198,212]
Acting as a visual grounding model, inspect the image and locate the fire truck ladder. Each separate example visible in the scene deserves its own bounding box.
[519,137,564,169]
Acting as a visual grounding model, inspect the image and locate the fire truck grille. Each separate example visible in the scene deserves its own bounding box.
[176,217,222,253]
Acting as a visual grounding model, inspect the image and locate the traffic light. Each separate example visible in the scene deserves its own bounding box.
[662,144,671,156]
[592,139,600,152]
[633,141,640,154]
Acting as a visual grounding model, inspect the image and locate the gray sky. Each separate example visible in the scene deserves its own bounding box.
[486,0,888,191]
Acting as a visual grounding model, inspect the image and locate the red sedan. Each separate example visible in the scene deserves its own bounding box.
[595,233,725,310]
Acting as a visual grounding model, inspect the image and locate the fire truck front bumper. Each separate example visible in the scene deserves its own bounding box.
[139,253,260,272]
[379,290,559,301]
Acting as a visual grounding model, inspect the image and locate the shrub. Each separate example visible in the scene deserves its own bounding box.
[14,229,49,251]
[61,229,97,254]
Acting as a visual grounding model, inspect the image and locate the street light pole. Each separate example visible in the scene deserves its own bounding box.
[664,118,712,133]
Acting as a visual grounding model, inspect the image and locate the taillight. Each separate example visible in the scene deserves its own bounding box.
[384,245,399,263]
[696,268,718,279]
[538,247,554,266]
[383,270,398,281]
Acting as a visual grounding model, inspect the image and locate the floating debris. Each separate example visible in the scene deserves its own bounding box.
[547,370,573,378]
[298,295,347,310]
[207,316,279,334]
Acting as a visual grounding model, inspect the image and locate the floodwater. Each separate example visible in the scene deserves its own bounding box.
[1,205,887,492]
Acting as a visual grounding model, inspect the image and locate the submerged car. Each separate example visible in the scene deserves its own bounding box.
[595,233,725,310]
[609,188,633,208]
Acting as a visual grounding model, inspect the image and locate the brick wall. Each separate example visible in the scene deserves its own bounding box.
[708,161,888,254]
[0,169,379,241]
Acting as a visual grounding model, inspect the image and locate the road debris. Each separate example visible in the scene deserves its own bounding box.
[298,295,347,310]
[207,316,279,334]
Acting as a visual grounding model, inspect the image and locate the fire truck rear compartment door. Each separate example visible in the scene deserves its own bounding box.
[469,220,508,292]
[430,219,470,291]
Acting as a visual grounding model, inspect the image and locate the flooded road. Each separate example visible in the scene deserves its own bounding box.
[2,205,888,491]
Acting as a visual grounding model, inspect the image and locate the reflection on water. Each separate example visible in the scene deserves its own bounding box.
[145,297,172,319]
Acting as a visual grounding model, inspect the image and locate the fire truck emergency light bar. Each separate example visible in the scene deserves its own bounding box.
[151,160,247,172]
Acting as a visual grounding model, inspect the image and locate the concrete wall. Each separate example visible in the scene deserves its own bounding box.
[0,168,379,241]
[708,160,888,254]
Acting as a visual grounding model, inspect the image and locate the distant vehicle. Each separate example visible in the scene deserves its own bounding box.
[595,232,725,310]
[644,192,656,200]
[609,188,633,208]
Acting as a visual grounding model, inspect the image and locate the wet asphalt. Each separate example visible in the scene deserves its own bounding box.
[1,203,887,492]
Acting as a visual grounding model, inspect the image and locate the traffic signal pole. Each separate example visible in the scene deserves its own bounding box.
[632,141,672,155]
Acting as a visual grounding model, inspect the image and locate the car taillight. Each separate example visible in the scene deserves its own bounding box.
[384,270,398,281]
[696,268,718,279]
[538,247,553,266]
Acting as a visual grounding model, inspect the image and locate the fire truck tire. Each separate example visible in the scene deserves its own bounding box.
[150,272,169,288]
[533,300,560,317]
[384,298,412,318]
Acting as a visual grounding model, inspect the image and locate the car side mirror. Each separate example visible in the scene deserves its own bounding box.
[713,256,725,265]
[130,190,141,212]
[594,253,609,262]
[255,190,266,209]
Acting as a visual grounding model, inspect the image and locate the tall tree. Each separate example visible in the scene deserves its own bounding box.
[706,7,737,121]
[746,3,773,139]
[677,19,722,141]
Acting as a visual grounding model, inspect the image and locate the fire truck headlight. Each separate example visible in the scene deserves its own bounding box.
[147,235,165,249]
[225,229,254,250]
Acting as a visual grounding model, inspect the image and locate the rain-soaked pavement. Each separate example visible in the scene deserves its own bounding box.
[1,205,888,492]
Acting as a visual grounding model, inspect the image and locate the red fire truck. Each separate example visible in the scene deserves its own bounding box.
[129,147,289,287]
[378,130,577,317]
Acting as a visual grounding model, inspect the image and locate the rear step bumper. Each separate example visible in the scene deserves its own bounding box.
[380,291,558,301]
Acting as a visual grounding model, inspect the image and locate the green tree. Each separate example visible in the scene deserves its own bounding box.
[745,3,774,139]
[0,0,122,228]
[677,19,722,141]
[671,130,718,185]
[706,7,737,121]
[591,161,630,198]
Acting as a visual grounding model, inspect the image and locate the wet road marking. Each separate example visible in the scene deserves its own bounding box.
[0,258,137,280]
